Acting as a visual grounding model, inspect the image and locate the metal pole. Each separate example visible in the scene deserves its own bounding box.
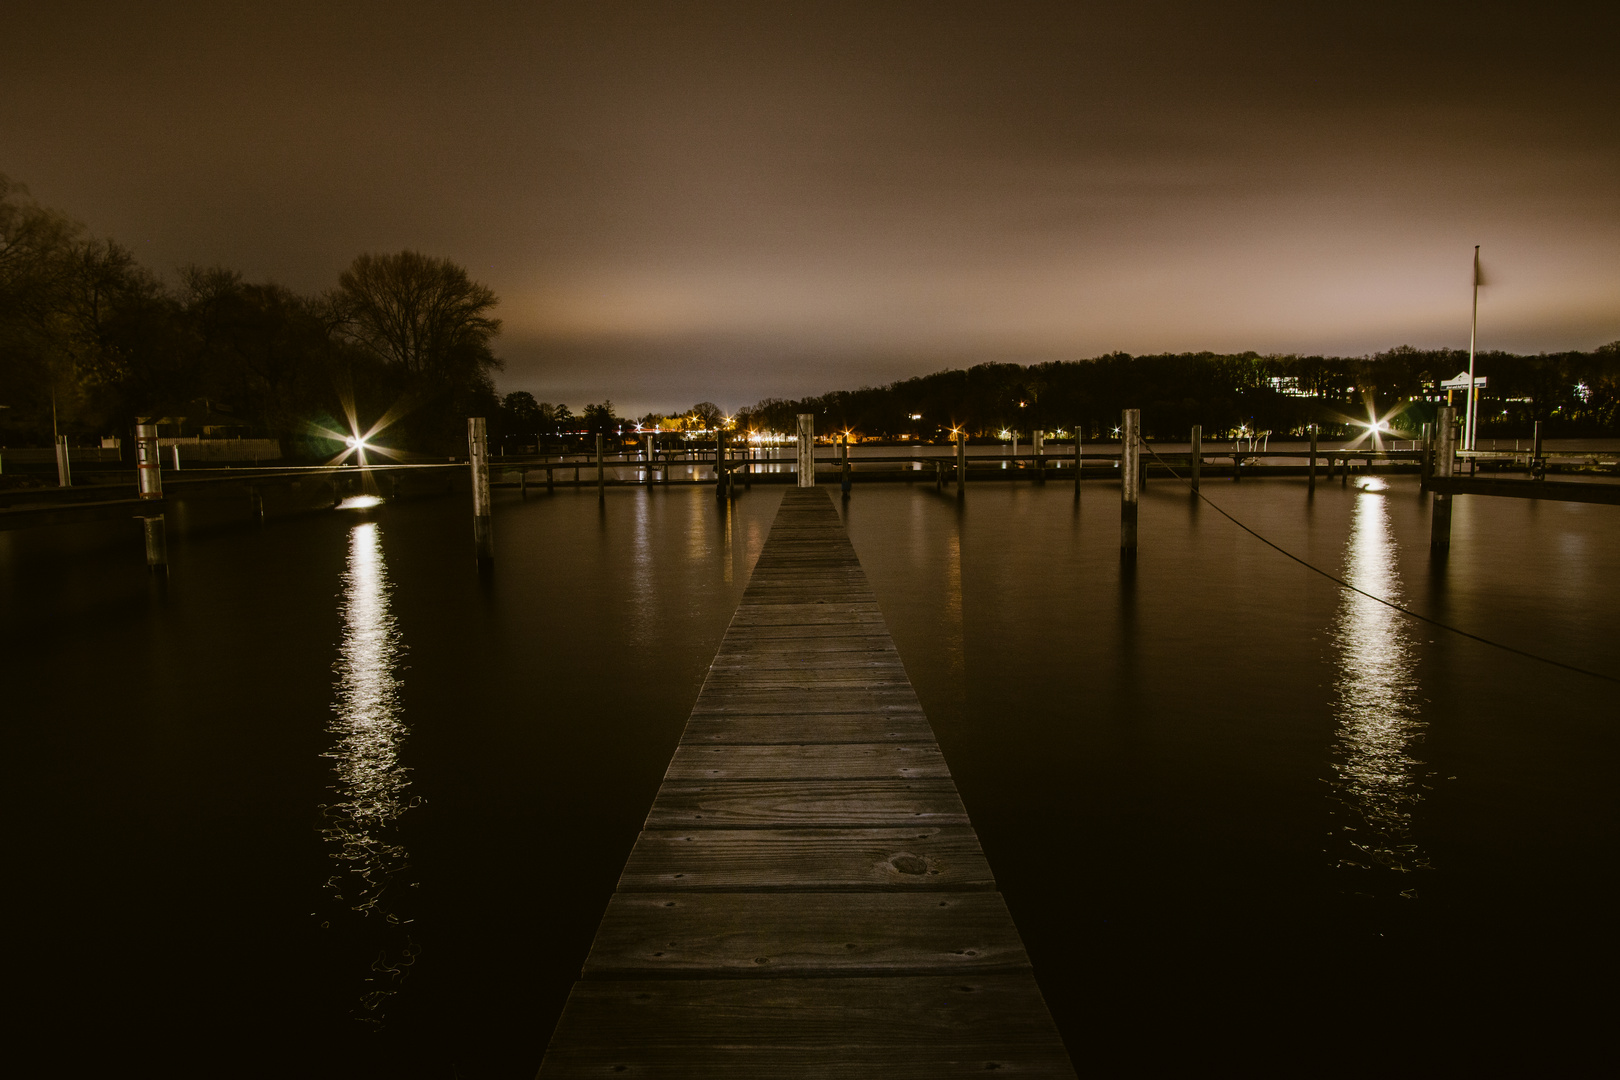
[135,423,163,500]
[1431,406,1456,548]
[1190,424,1201,493]
[1465,245,1480,451]
[840,434,851,495]
[796,414,815,487]
[1121,409,1140,552]
[469,417,494,568]
[596,433,605,502]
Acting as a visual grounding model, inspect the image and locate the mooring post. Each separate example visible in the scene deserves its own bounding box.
[250,488,265,525]
[1531,419,1545,480]
[1121,409,1140,553]
[840,434,851,495]
[596,433,606,502]
[796,414,815,487]
[1190,424,1202,492]
[135,423,162,501]
[956,430,967,496]
[1341,452,1349,486]
[744,438,752,490]
[646,431,655,486]
[716,429,728,501]
[133,423,167,575]
[1431,407,1456,548]
[1308,426,1317,492]
[519,469,527,499]
[172,443,181,471]
[55,435,72,487]
[1074,422,1083,499]
[469,417,494,569]
[1034,429,1045,484]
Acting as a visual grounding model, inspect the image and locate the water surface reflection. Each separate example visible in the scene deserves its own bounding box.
[1327,481,1429,885]
[319,520,417,1023]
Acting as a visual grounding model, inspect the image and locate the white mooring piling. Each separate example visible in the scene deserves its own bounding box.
[469,417,494,569]
[1121,409,1140,553]
[55,436,72,487]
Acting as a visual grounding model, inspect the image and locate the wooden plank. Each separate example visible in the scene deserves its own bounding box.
[618,827,993,891]
[583,892,1031,976]
[691,689,923,713]
[539,975,1075,1078]
[680,714,938,745]
[665,743,947,781]
[647,780,967,827]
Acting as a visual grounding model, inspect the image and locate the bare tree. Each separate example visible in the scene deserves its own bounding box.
[333,250,502,386]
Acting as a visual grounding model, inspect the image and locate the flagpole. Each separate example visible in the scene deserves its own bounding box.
[1465,245,1479,451]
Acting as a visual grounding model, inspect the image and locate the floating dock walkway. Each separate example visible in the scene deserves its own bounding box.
[539,488,1074,1077]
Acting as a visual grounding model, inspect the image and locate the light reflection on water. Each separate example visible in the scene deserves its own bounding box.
[319,520,417,1024]
[1327,480,1430,884]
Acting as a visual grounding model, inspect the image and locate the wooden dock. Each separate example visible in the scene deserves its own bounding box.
[538,488,1074,1077]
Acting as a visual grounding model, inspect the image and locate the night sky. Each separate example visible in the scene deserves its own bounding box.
[6,2,1616,415]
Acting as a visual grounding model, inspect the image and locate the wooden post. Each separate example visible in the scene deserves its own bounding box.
[1190,424,1201,493]
[55,435,72,487]
[744,438,752,490]
[1308,427,1317,492]
[1033,429,1045,484]
[956,430,967,496]
[135,423,163,501]
[1341,452,1349,486]
[647,432,655,486]
[596,433,606,502]
[840,434,851,495]
[1431,407,1456,548]
[172,443,181,470]
[1121,409,1140,553]
[1531,419,1545,480]
[547,464,555,493]
[796,414,815,487]
[469,417,494,569]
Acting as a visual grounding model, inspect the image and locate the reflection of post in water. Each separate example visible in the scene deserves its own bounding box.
[319,520,417,1024]
[1327,480,1429,886]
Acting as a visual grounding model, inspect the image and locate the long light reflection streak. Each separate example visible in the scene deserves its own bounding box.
[320,521,417,1023]
[1327,482,1430,884]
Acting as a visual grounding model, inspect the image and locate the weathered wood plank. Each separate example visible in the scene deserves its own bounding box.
[646,779,967,827]
[680,713,938,745]
[691,689,923,713]
[618,827,992,891]
[665,743,946,780]
[538,975,1076,1078]
[583,892,1031,976]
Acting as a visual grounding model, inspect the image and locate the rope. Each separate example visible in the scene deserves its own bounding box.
[1135,439,1620,685]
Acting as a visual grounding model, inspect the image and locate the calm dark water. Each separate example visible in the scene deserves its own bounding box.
[5,475,1616,1075]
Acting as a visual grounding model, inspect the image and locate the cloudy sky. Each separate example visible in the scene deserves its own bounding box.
[5,2,1616,415]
